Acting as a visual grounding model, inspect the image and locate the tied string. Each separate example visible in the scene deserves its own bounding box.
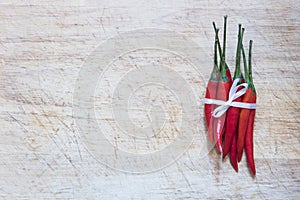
[204,78,256,118]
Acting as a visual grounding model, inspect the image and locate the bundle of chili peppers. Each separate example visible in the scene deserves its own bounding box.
[204,16,257,175]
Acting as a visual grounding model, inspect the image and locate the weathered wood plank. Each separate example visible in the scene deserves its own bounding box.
[0,0,299,199]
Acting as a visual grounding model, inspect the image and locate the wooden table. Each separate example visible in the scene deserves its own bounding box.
[1,0,299,199]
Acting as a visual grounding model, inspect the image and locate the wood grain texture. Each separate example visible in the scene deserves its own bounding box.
[0,0,299,199]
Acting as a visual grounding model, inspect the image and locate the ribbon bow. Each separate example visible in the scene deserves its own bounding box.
[204,78,256,118]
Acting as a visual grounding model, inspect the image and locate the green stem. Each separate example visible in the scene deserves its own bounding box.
[212,22,223,57]
[210,28,220,81]
[248,40,256,93]
[241,44,249,82]
[249,40,253,81]
[223,15,227,60]
[240,28,249,83]
[214,29,219,72]
[234,24,242,79]
[213,22,226,76]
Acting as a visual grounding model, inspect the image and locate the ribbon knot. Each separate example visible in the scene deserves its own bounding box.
[204,78,256,118]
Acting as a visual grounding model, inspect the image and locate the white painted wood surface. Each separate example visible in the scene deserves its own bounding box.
[0,0,299,199]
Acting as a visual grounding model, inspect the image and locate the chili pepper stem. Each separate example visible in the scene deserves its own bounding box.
[249,40,256,94]
[223,15,227,59]
[234,25,242,78]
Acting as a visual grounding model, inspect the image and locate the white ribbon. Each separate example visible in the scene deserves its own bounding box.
[204,78,256,118]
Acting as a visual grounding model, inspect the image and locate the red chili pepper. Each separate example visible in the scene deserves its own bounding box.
[212,21,232,153]
[245,110,256,175]
[237,39,256,162]
[214,79,230,153]
[204,29,220,144]
[229,131,238,172]
[244,40,257,175]
[237,89,255,162]
[223,25,244,158]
